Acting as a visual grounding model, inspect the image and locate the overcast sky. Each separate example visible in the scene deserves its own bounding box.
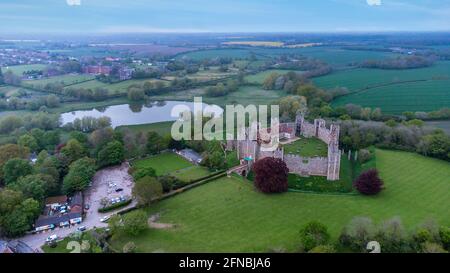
[1,0,449,34]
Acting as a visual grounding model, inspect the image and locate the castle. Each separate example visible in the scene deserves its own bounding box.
[230,114,341,181]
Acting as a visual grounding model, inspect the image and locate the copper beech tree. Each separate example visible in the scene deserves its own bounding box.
[253,157,289,193]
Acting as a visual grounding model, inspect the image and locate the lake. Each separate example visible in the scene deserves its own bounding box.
[60,101,223,128]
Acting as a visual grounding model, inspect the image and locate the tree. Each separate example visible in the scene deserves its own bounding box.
[132,176,163,206]
[417,132,450,161]
[131,166,156,181]
[45,94,60,108]
[18,134,39,152]
[146,132,165,155]
[60,139,86,164]
[339,217,376,252]
[375,217,410,253]
[1,197,40,237]
[353,169,384,195]
[201,151,226,170]
[439,226,450,251]
[2,158,33,185]
[127,87,145,101]
[299,221,331,251]
[252,157,289,193]
[8,174,47,202]
[122,210,147,236]
[97,141,125,168]
[62,157,96,194]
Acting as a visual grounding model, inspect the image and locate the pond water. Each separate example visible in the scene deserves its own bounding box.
[60,101,223,128]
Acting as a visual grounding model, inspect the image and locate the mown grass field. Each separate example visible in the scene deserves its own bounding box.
[24,74,95,87]
[171,166,212,182]
[132,152,194,176]
[109,149,450,252]
[204,85,285,106]
[283,137,328,157]
[314,61,450,91]
[2,64,47,74]
[177,48,262,60]
[332,79,450,114]
[244,69,304,84]
[116,121,174,136]
[63,79,169,95]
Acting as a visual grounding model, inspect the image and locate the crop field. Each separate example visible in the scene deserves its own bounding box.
[109,149,450,252]
[251,47,394,67]
[23,74,95,87]
[222,41,285,47]
[332,79,450,114]
[63,79,169,95]
[204,85,285,106]
[3,64,47,75]
[283,137,328,157]
[186,70,235,82]
[177,48,262,60]
[132,152,194,176]
[245,69,304,84]
[314,61,450,91]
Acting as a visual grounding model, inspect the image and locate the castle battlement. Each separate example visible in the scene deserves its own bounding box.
[236,114,341,181]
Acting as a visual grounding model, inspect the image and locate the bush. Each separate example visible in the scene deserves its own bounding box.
[439,226,450,251]
[299,221,330,251]
[98,199,132,213]
[123,242,137,253]
[358,149,372,164]
[353,169,384,195]
[308,245,336,253]
[253,157,289,193]
[339,217,376,252]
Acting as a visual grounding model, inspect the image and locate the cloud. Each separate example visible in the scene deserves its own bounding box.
[66,0,81,6]
[366,0,381,6]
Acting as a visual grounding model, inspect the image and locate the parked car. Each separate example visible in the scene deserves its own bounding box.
[46,234,58,243]
[115,188,123,192]
[77,226,86,232]
[84,204,90,210]
[100,215,111,223]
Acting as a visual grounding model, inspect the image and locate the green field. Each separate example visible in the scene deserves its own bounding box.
[2,64,47,75]
[117,121,174,136]
[332,79,450,114]
[171,166,212,182]
[132,152,194,176]
[64,79,169,95]
[204,85,285,106]
[251,47,395,67]
[314,61,450,91]
[177,48,260,60]
[283,137,328,157]
[109,149,450,252]
[24,74,95,87]
[244,69,304,84]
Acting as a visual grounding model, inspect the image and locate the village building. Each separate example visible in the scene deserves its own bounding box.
[34,192,84,232]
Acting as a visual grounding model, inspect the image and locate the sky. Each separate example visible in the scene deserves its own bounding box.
[1,0,450,35]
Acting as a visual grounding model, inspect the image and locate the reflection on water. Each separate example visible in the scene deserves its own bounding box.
[61,101,223,128]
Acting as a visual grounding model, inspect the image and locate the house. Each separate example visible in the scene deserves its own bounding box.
[118,67,135,80]
[0,240,34,253]
[34,192,83,232]
[83,65,112,75]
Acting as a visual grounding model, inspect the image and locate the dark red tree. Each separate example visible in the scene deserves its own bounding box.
[253,157,289,193]
[353,169,384,195]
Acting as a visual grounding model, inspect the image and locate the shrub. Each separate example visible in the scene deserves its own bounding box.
[339,217,376,252]
[123,242,137,253]
[353,169,384,195]
[132,176,163,206]
[308,245,336,253]
[253,157,289,193]
[420,242,448,253]
[299,221,330,251]
[375,217,410,253]
[131,166,156,181]
[439,226,450,251]
[98,199,132,213]
[358,149,372,164]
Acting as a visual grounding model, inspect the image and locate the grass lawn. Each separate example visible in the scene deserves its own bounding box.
[116,121,174,136]
[3,64,47,75]
[244,69,304,85]
[204,85,285,106]
[132,152,194,176]
[23,74,95,87]
[283,137,328,157]
[109,149,450,252]
[170,166,212,182]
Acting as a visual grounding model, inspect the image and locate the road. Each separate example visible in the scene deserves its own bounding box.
[19,162,136,251]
